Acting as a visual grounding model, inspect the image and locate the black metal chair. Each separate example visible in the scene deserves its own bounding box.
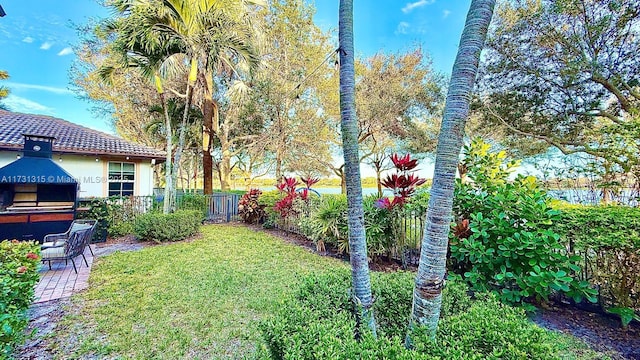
[41,228,93,273]
[42,219,97,256]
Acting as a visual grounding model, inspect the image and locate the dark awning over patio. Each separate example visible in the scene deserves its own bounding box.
[0,157,76,184]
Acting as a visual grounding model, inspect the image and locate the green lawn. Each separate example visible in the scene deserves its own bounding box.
[59,225,346,359]
[49,224,604,360]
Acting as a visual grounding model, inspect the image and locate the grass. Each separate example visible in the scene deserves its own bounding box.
[48,224,607,360]
[57,225,345,359]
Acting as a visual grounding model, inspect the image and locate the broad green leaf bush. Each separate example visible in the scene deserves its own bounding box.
[257,191,283,229]
[554,203,640,319]
[0,240,40,358]
[134,210,203,243]
[176,194,208,217]
[450,139,597,306]
[260,271,598,360]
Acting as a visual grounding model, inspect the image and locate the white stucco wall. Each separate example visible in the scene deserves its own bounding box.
[0,151,157,198]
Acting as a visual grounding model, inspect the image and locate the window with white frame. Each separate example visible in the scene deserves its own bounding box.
[108,162,135,196]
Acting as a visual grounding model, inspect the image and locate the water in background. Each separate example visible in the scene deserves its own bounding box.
[259,186,639,206]
[258,187,388,196]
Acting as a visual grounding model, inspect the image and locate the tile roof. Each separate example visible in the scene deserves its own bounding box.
[0,110,165,159]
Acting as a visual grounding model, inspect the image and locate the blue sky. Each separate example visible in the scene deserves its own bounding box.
[0,0,471,134]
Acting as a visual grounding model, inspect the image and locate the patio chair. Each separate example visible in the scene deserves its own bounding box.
[41,227,92,273]
[42,219,97,256]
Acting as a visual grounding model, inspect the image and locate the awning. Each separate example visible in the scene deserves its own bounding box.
[0,157,77,184]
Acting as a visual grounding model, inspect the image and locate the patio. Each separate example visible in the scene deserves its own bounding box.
[34,248,93,303]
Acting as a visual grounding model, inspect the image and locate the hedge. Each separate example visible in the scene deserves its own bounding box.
[134,210,203,243]
[259,271,598,360]
[0,240,40,358]
[554,203,640,313]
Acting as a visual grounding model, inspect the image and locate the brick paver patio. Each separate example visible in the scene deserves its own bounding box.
[34,248,93,303]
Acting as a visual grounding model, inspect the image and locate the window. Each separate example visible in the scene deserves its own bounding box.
[108,162,135,196]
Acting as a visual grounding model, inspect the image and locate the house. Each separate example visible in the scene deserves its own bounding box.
[0,110,164,198]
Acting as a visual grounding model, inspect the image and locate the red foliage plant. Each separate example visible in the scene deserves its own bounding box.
[238,189,266,224]
[274,176,317,218]
[376,153,426,210]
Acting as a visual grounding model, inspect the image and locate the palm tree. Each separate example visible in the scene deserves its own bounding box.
[338,0,376,337]
[103,0,262,197]
[98,2,186,213]
[407,0,496,343]
[0,70,10,110]
[147,0,262,193]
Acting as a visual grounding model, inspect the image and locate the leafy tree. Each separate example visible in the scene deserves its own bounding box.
[0,70,9,110]
[478,0,640,171]
[318,49,443,192]
[339,0,376,337]
[241,0,335,181]
[408,0,496,343]
[75,0,263,194]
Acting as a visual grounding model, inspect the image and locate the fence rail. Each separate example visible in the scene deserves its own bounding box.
[79,193,240,222]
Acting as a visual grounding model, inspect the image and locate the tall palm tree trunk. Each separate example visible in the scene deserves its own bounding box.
[173,59,198,210]
[339,0,376,337]
[407,0,496,343]
[172,83,192,211]
[202,96,215,195]
[156,74,173,215]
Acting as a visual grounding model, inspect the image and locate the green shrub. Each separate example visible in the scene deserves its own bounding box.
[176,194,208,217]
[554,203,640,316]
[306,195,348,252]
[260,271,596,360]
[134,210,203,243]
[451,139,597,306]
[108,221,135,237]
[0,240,40,358]
[257,191,283,229]
[363,195,395,258]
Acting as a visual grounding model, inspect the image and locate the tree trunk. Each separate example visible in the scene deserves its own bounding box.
[407,0,495,344]
[220,140,232,192]
[339,0,376,338]
[275,152,283,182]
[375,165,383,198]
[202,71,216,195]
[173,58,198,207]
[172,83,193,211]
[159,91,173,214]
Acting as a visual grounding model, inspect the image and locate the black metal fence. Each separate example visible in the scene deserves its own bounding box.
[80,193,240,223]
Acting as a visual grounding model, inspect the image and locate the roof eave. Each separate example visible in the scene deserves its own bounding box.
[0,145,166,161]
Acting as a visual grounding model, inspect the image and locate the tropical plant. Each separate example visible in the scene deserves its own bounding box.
[408,0,496,343]
[451,139,598,307]
[97,1,186,213]
[238,189,266,224]
[0,70,9,110]
[338,0,376,337]
[375,153,426,266]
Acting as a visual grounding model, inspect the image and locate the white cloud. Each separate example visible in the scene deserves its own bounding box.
[22,37,34,43]
[40,42,52,50]
[4,82,73,95]
[402,0,435,14]
[395,22,411,35]
[3,95,55,115]
[443,9,451,18]
[57,47,73,56]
